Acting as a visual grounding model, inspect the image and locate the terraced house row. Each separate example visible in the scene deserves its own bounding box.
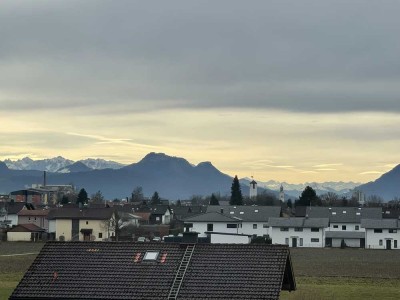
[184,206,400,250]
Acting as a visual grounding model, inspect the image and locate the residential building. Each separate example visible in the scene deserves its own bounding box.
[361,219,400,250]
[305,207,381,248]
[206,205,281,236]
[0,202,27,227]
[17,209,49,231]
[7,224,45,242]
[47,207,115,241]
[269,217,329,248]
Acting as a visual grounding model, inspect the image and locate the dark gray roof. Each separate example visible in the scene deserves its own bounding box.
[184,212,241,223]
[171,206,207,221]
[10,242,296,300]
[47,207,114,220]
[206,205,281,222]
[268,217,329,228]
[306,207,382,223]
[325,231,365,239]
[361,219,400,229]
[0,202,27,215]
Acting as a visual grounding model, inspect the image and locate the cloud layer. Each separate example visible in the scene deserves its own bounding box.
[1,1,400,113]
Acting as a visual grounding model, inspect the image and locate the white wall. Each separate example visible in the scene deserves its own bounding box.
[1,214,18,226]
[270,227,325,248]
[209,233,251,244]
[191,222,241,235]
[7,232,31,242]
[328,223,364,232]
[365,229,400,250]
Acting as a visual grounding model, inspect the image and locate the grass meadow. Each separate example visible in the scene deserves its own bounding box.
[0,243,399,300]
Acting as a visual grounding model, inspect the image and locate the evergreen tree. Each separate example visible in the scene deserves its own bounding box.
[76,188,88,206]
[61,195,69,205]
[298,186,321,206]
[209,194,220,205]
[230,175,243,205]
[151,191,161,205]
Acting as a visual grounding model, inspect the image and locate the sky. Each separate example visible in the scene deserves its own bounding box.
[1,0,399,184]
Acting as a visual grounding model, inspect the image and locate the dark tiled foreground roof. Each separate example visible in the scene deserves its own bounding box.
[10,242,295,300]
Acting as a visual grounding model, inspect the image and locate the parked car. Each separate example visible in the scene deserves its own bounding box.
[137,237,149,242]
[152,237,161,242]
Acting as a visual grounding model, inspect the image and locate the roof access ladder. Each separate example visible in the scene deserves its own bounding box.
[167,244,195,300]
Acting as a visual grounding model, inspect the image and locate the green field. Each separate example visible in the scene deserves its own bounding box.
[280,248,400,300]
[0,242,44,300]
[0,243,399,300]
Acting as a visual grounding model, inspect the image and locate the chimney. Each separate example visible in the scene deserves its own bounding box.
[220,208,224,214]
[43,171,47,187]
[181,223,198,243]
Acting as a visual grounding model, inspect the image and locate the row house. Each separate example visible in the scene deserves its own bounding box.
[268,217,329,248]
[184,205,400,249]
[305,206,382,248]
[361,219,400,250]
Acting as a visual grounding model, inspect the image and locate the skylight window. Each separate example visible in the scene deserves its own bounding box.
[240,212,244,215]
[254,210,259,213]
[143,251,159,260]
[230,211,234,214]
[332,212,336,215]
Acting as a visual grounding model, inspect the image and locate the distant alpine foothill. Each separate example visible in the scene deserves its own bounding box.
[0,153,398,201]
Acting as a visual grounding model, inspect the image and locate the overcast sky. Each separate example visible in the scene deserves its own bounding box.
[1,0,399,183]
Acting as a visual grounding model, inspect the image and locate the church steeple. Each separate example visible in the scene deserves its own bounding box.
[279,184,285,202]
[249,176,257,198]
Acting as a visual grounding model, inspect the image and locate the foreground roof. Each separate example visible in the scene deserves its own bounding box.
[10,241,295,300]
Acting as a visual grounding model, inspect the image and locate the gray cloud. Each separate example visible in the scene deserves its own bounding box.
[1,0,400,113]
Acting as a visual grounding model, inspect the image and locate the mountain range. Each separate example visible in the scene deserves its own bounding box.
[4,157,125,172]
[0,153,399,201]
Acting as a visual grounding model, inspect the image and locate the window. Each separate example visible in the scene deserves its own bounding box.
[374,229,383,233]
[311,238,319,243]
[355,225,359,231]
[86,221,89,225]
[342,225,346,230]
[280,227,289,231]
[143,251,159,261]
[156,217,160,221]
[227,224,238,228]
[311,228,319,232]
[207,224,213,231]
[395,240,398,248]
[389,229,397,233]
[379,239,383,246]
[263,224,268,228]
[294,228,303,232]
[333,225,338,229]
[253,224,257,229]
[300,238,303,246]
[285,238,289,245]
[98,233,102,239]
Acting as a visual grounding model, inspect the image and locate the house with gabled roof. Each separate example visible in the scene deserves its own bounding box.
[305,206,382,248]
[47,207,115,241]
[206,205,281,237]
[361,219,400,250]
[10,238,296,300]
[18,209,49,232]
[0,202,27,227]
[269,217,329,248]
[7,223,45,242]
